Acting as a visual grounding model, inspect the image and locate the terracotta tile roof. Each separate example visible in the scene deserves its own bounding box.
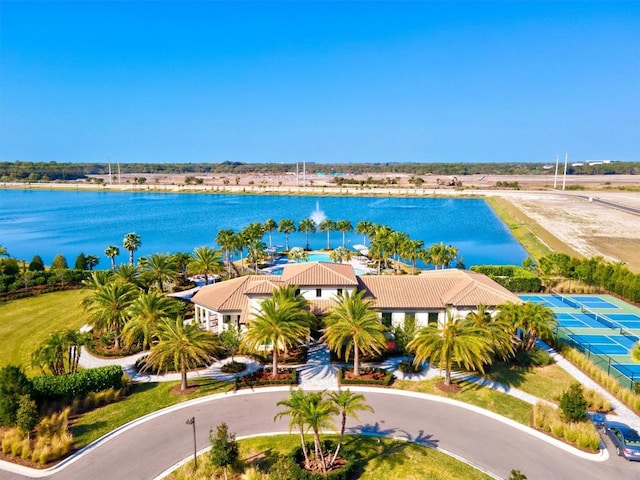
[191,264,520,316]
[359,269,520,309]
[280,262,359,286]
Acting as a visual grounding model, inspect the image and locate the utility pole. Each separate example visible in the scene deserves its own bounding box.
[562,153,568,191]
[553,155,559,189]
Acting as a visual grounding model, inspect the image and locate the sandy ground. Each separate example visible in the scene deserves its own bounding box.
[6,172,640,271]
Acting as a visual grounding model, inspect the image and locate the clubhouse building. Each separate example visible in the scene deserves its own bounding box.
[191,262,521,334]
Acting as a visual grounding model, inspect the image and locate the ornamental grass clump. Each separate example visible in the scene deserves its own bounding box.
[532,402,599,452]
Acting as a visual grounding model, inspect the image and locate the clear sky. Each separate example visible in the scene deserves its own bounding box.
[1,1,638,164]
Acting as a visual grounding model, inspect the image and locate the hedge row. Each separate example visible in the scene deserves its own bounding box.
[339,367,393,386]
[235,368,298,388]
[31,366,125,404]
[470,265,541,292]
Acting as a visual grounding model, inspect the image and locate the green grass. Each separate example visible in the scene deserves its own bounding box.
[486,363,575,403]
[0,289,87,371]
[393,377,532,425]
[168,434,493,480]
[71,379,233,447]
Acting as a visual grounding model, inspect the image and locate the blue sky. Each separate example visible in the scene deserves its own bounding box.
[1,1,638,164]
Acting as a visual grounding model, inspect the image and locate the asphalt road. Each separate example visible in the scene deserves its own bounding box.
[2,388,639,480]
[577,195,640,216]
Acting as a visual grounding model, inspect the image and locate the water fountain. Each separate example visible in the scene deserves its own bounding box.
[310,201,327,225]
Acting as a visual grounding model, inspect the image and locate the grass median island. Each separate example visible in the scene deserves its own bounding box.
[168,434,493,480]
[0,289,87,369]
[485,363,576,403]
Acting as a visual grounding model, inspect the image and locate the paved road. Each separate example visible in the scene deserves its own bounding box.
[3,388,639,480]
[577,195,640,216]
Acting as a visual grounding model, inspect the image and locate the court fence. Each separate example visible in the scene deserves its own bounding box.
[554,324,637,391]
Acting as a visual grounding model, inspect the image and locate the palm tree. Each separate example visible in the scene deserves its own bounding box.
[113,263,142,286]
[408,314,492,386]
[123,291,182,350]
[520,302,557,351]
[264,218,278,248]
[335,220,353,248]
[300,390,337,473]
[288,247,309,263]
[216,229,237,278]
[319,219,336,250]
[241,286,311,377]
[189,246,223,285]
[322,289,387,377]
[140,253,178,292]
[172,252,192,284]
[425,242,458,269]
[274,388,312,469]
[466,304,515,360]
[328,389,373,467]
[242,222,267,274]
[369,224,393,273]
[387,231,409,273]
[83,281,138,349]
[143,316,218,391]
[401,238,424,272]
[329,246,352,264]
[123,232,142,265]
[85,254,99,270]
[81,270,114,292]
[31,329,86,375]
[0,245,9,258]
[298,218,317,251]
[355,221,374,246]
[278,219,296,251]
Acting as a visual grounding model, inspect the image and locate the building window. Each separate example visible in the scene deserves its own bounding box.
[337,288,343,297]
[316,288,322,298]
[428,312,438,327]
[381,312,392,327]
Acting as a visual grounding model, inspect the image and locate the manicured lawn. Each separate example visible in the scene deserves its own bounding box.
[393,378,532,425]
[168,434,493,480]
[71,379,233,447]
[0,289,87,371]
[486,363,575,403]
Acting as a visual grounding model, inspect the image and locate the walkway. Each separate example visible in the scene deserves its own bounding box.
[297,341,338,389]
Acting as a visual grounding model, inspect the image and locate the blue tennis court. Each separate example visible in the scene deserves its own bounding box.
[519,295,567,309]
[613,364,640,377]
[569,296,619,309]
[568,333,636,354]
[555,312,606,329]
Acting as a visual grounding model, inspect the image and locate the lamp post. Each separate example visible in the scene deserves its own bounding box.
[185,416,197,469]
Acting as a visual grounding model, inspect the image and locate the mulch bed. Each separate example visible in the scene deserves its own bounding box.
[343,369,388,381]
[246,369,293,382]
[435,380,463,393]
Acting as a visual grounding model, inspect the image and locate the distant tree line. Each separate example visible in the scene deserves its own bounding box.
[1,160,638,183]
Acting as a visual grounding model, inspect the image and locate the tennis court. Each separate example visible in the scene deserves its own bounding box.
[518,293,640,389]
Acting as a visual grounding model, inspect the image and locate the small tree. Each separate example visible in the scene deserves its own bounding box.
[51,254,68,270]
[508,469,527,480]
[0,365,32,427]
[75,253,87,270]
[560,382,588,422]
[16,395,39,440]
[220,326,242,363]
[28,255,45,271]
[209,422,239,480]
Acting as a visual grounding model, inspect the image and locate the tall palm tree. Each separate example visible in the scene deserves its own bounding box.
[189,246,223,285]
[274,388,312,469]
[322,289,387,377]
[368,224,393,273]
[83,281,138,349]
[241,286,311,377]
[466,304,515,360]
[425,242,458,269]
[355,221,374,246]
[335,220,353,248]
[401,238,424,272]
[328,389,373,466]
[81,270,114,292]
[408,314,492,386]
[123,291,182,350]
[216,229,237,278]
[264,218,278,248]
[329,246,352,264]
[319,219,336,250]
[520,302,557,351]
[140,253,178,292]
[242,222,266,274]
[298,218,316,251]
[300,390,337,473]
[172,252,192,284]
[278,219,296,251]
[123,232,142,265]
[143,316,218,391]
[387,231,409,273]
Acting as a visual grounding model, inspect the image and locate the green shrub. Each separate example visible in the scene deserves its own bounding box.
[31,365,124,404]
[397,361,423,374]
[221,361,246,374]
[235,368,297,388]
[339,367,393,386]
[560,383,588,422]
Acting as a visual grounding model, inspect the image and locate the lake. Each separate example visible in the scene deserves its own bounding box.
[0,189,527,268]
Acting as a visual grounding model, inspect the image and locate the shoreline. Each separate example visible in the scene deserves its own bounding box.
[3,181,640,272]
